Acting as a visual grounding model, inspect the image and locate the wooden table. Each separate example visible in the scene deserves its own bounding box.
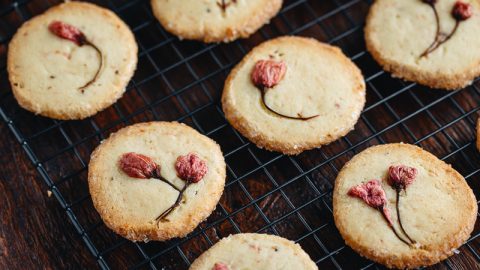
[0,123,97,269]
[0,0,479,269]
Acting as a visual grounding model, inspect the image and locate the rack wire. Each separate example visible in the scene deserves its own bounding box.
[0,0,479,269]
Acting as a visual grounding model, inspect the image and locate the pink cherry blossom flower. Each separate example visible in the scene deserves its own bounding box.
[175,153,208,183]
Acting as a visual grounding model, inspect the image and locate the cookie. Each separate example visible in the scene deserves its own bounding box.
[189,233,318,270]
[333,143,477,269]
[222,36,366,155]
[7,2,138,120]
[88,122,226,241]
[151,0,283,43]
[365,0,480,90]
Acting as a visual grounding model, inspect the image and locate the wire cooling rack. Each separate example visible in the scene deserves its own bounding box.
[1,0,480,269]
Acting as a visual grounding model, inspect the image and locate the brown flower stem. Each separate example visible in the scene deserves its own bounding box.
[156,182,191,222]
[421,3,441,57]
[261,87,319,121]
[396,189,416,244]
[78,40,103,93]
[421,4,461,58]
[218,0,226,11]
[152,171,181,192]
[378,206,411,246]
[421,21,460,57]
[440,20,460,45]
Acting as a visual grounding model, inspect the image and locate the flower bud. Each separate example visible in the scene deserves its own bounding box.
[175,153,208,183]
[388,165,417,190]
[452,1,473,21]
[119,152,159,179]
[48,21,86,46]
[251,60,287,89]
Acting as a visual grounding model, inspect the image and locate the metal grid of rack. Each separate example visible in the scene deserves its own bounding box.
[0,0,479,269]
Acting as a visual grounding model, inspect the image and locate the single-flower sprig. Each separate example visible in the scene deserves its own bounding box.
[348,179,411,246]
[48,21,103,93]
[388,165,418,245]
[420,1,473,58]
[251,59,319,121]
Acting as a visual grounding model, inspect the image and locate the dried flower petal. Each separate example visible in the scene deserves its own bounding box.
[348,180,394,227]
[348,179,388,209]
[212,262,229,270]
[251,60,287,89]
[119,152,159,179]
[452,1,473,21]
[48,21,86,46]
[348,179,394,225]
[388,165,417,190]
[175,153,208,183]
[348,179,414,244]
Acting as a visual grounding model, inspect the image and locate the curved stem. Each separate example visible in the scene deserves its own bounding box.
[421,3,441,57]
[396,189,416,244]
[421,3,461,58]
[79,40,103,93]
[152,171,181,192]
[150,170,188,221]
[379,207,411,246]
[261,88,319,121]
[441,20,460,45]
[432,4,441,42]
[156,182,191,222]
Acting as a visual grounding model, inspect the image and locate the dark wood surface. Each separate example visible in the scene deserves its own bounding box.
[1,0,480,269]
[0,122,98,269]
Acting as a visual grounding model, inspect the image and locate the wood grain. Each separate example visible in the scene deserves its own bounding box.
[0,123,98,270]
[0,0,479,269]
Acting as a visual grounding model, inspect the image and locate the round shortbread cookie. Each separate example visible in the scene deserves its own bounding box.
[151,0,283,43]
[333,143,477,269]
[88,122,226,241]
[365,0,480,90]
[7,2,138,120]
[222,36,366,155]
[189,233,318,270]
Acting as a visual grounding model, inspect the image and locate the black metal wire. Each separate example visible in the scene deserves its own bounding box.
[0,0,479,269]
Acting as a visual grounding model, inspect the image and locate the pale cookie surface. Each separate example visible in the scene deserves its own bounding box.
[365,0,480,90]
[151,0,283,43]
[189,233,318,270]
[222,36,366,155]
[8,2,138,120]
[88,122,226,241]
[333,143,477,269]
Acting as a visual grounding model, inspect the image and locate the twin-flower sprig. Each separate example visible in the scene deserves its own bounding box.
[119,152,208,222]
[348,165,418,246]
[420,0,473,57]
